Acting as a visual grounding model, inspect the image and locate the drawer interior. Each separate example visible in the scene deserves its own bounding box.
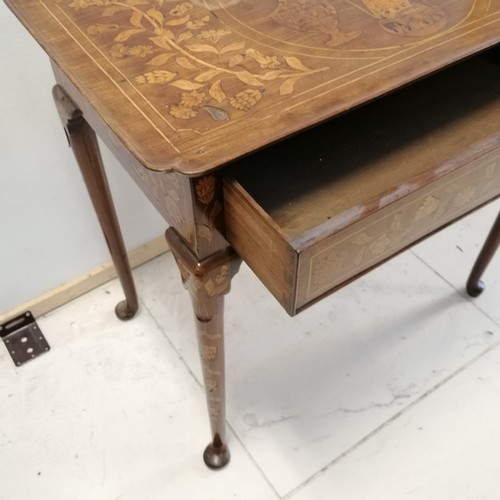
[223,51,500,314]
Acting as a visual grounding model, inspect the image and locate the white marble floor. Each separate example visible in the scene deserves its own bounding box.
[1,200,499,500]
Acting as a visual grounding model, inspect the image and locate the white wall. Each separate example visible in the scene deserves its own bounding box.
[0,3,167,314]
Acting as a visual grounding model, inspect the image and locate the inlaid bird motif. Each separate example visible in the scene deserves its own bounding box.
[271,0,360,47]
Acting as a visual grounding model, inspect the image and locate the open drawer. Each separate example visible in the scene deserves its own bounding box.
[223,53,500,316]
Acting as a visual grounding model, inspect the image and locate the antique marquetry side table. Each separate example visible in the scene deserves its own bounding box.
[5,0,500,469]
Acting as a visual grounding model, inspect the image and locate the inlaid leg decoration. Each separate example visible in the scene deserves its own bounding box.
[52,85,139,320]
[467,211,500,297]
[166,228,240,469]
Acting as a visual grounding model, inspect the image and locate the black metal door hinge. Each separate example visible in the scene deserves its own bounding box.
[1,312,50,366]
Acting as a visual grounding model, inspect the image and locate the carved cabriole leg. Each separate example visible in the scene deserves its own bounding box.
[52,85,139,320]
[166,228,240,469]
[164,172,240,468]
[467,211,500,297]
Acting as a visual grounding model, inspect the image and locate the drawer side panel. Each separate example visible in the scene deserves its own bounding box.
[224,179,298,315]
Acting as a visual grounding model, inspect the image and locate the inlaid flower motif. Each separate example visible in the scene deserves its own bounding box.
[135,70,176,84]
[311,251,340,287]
[260,55,280,69]
[126,45,154,58]
[209,406,221,419]
[195,175,216,204]
[87,23,119,35]
[110,43,127,58]
[391,212,403,231]
[415,195,439,221]
[246,48,280,69]
[201,345,217,360]
[453,186,476,207]
[169,2,193,16]
[186,16,210,30]
[66,0,327,123]
[229,89,262,110]
[109,43,154,58]
[369,233,391,255]
[180,90,206,108]
[69,0,105,10]
[215,265,229,286]
[197,29,232,43]
[169,105,197,119]
[206,379,218,391]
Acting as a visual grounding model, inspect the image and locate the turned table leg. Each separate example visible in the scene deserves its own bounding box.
[166,228,240,469]
[467,211,500,297]
[52,85,139,319]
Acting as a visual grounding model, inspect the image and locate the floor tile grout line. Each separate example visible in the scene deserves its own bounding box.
[282,338,500,500]
[139,295,281,498]
[410,249,500,327]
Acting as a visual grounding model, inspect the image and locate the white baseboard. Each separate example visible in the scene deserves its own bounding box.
[0,236,169,324]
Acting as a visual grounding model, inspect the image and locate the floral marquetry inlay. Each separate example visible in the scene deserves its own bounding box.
[306,155,500,300]
[63,0,332,123]
[57,0,489,130]
[8,0,500,173]
[201,344,218,360]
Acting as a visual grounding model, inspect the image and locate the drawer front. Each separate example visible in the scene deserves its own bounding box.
[295,150,500,312]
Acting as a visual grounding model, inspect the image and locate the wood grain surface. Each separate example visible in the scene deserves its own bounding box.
[5,0,500,174]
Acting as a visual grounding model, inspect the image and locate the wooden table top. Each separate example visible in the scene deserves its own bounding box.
[5,0,500,174]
